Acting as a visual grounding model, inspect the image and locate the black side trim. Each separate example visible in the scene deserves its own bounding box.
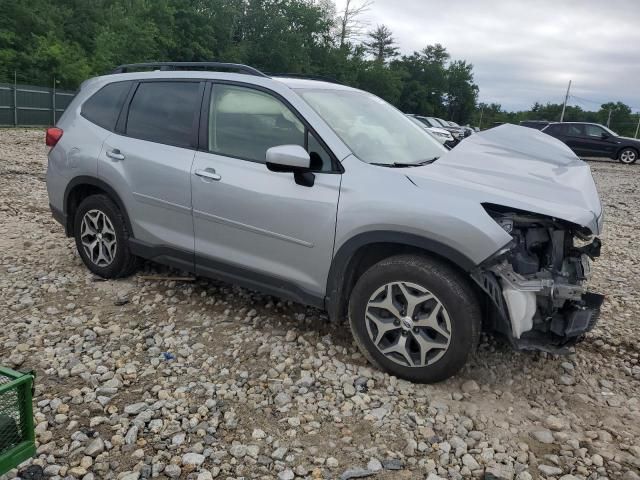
[63,176,133,236]
[128,239,195,273]
[196,255,324,308]
[127,239,324,309]
[325,231,477,320]
[470,268,512,337]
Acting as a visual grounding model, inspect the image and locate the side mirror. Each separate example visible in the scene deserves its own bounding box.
[266,145,310,171]
[265,144,315,187]
[601,132,610,139]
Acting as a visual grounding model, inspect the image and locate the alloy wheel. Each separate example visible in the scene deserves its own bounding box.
[365,281,452,367]
[619,149,637,164]
[80,209,117,267]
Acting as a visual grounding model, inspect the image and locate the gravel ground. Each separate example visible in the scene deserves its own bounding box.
[1,128,639,480]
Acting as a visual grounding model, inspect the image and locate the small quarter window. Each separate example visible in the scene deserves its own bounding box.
[81,81,131,131]
[307,132,333,172]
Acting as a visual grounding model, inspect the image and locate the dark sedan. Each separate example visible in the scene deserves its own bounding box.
[542,122,639,164]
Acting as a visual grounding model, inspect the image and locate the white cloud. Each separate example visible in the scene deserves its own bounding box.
[334,0,640,111]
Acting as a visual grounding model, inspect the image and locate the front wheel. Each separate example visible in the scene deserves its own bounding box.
[348,255,481,383]
[618,148,638,164]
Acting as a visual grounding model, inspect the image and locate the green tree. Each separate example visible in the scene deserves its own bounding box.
[355,60,402,104]
[0,0,484,125]
[364,25,399,63]
[445,60,478,122]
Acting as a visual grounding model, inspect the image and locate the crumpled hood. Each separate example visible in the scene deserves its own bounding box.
[406,124,603,234]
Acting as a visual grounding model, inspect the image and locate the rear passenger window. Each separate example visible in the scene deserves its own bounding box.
[566,124,584,136]
[544,124,561,135]
[81,82,131,131]
[126,82,200,148]
[209,84,305,162]
[584,125,604,137]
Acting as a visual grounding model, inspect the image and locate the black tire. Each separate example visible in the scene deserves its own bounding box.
[73,194,139,278]
[618,147,638,164]
[348,254,481,383]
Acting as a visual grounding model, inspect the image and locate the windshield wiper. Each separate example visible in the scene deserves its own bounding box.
[371,157,439,168]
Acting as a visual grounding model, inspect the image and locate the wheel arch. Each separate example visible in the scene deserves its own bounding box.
[325,231,477,322]
[617,145,639,161]
[63,176,133,237]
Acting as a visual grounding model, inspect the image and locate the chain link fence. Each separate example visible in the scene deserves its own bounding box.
[0,82,75,127]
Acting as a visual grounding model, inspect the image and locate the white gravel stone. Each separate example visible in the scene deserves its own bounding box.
[538,465,563,476]
[182,452,205,466]
[530,429,554,444]
[366,458,382,472]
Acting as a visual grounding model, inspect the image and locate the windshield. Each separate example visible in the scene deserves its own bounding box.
[429,117,448,128]
[297,89,446,165]
[414,116,435,128]
[408,116,427,128]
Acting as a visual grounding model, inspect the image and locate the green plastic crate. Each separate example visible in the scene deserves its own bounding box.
[0,367,35,475]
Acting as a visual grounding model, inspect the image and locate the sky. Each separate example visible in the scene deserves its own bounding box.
[334,0,640,112]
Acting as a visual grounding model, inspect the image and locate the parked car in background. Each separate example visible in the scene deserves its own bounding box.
[520,120,551,130]
[446,120,474,137]
[406,115,456,147]
[542,122,639,164]
[430,117,466,141]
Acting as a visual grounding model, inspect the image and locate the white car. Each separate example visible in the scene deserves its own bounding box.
[406,115,455,145]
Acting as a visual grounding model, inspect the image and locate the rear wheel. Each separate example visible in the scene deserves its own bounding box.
[348,254,481,383]
[618,148,638,164]
[73,194,139,278]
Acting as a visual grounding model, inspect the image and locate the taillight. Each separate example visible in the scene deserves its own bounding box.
[46,127,63,147]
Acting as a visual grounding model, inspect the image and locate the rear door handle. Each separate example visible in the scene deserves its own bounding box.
[195,168,221,181]
[106,149,125,161]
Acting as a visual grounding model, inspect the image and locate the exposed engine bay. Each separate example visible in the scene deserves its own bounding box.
[473,205,604,353]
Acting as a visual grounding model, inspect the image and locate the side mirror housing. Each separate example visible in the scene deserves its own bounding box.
[266,145,310,171]
[601,132,610,139]
[265,144,315,187]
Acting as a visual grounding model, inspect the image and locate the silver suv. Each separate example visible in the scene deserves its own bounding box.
[46,62,604,383]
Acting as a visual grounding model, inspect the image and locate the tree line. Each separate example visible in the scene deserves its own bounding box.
[0,0,478,123]
[473,101,640,138]
[2,0,636,131]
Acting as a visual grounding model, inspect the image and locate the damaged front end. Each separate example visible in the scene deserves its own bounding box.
[473,204,604,353]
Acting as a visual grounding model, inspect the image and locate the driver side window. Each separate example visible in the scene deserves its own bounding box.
[209,84,305,163]
[208,84,334,171]
[584,124,604,138]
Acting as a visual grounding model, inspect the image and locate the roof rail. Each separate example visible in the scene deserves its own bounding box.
[110,62,268,77]
[269,73,343,84]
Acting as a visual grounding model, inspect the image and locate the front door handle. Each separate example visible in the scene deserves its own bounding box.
[195,168,221,181]
[106,149,125,161]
